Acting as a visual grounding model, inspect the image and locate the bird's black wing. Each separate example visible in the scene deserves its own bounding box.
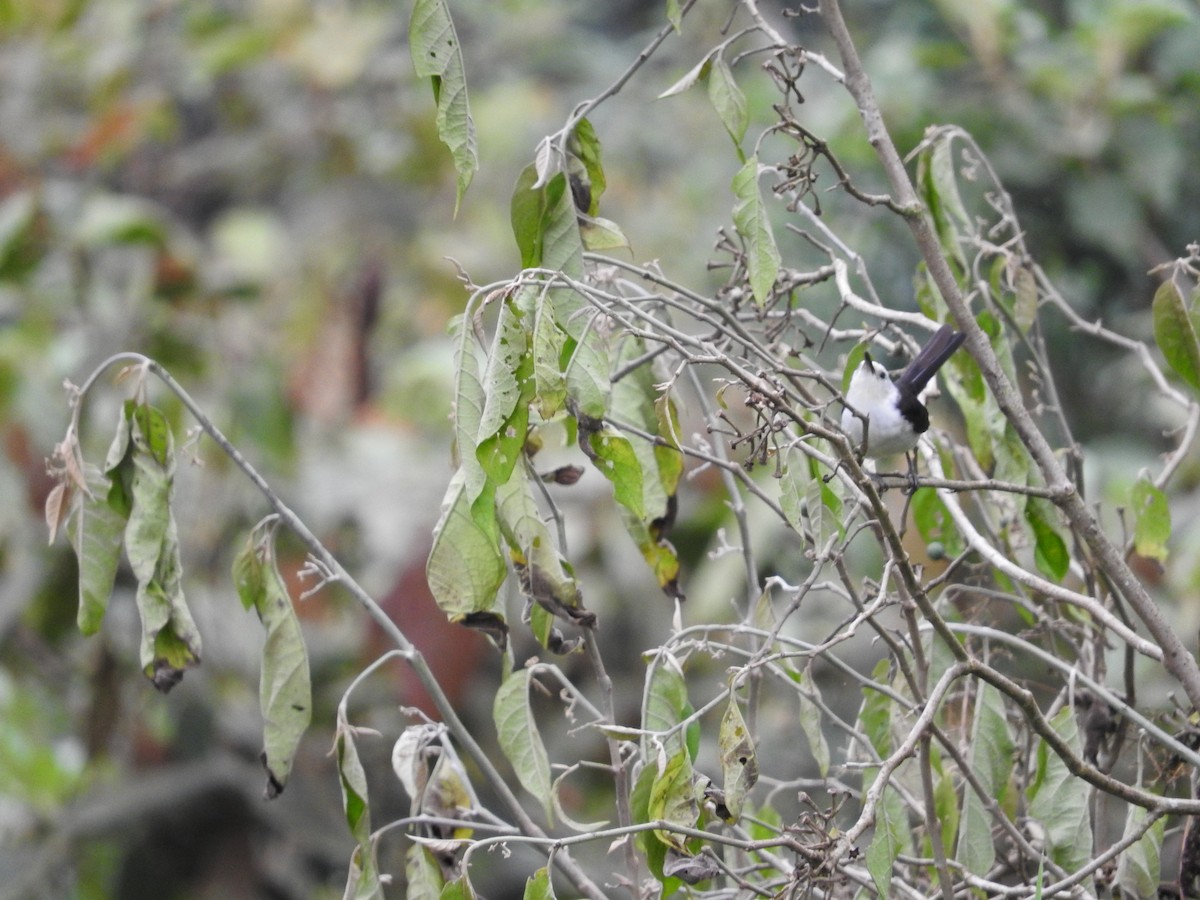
[895,324,966,396]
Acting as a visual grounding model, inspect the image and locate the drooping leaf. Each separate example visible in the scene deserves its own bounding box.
[69,467,130,635]
[731,156,780,306]
[568,118,606,216]
[1115,805,1165,900]
[494,668,554,820]
[793,665,830,777]
[707,55,747,148]
[495,465,592,627]
[579,215,630,253]
[1027,707,1094,878]
[911,486,964,559]
[1131,476,1170,562]
[449,314,488,502]
[426,470,507,637]
[780,447,808,532]
[335,712,383,900]
[916,136,968,274]
[1025,497,1069,583]
[865,782,908,898]
[642,652,690,760]
[123,404,201,692]
[957,681,1014,876]
[233,528,312,798]
[1152,279,1200,394]
[406,845,446,900]
[805,451,844,547]
[649,747,698,851]
[476,295,535,486]
[581,422,645,520]
[717,695,757,822]
[409,0,477,214]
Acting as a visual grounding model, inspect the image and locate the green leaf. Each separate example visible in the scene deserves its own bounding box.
[1152,279,1200,393]
[233,528,312,799]
[584,425,645,519]
[916,136,969,274]
[405,845,446,900]
[449,314,488,502]
[932,759,958,858]
[530,290,568,419]
[648,747,698,851]
[426,469,507,625]
[1025,497,1069,582]
[658,55,710,99]
[910,487,963,559]
[1131,476,1170,562]
[335,712,383,900]
[1012,264,1038,334]
[642,652,690,759]
[731,156,780,306]
[1027,707,1093,878]
[439,877,476,900]
[707,55,747,147]
[511,163,547,268]
[124,404,201,692]
[494,668,554,821]
[665,0,681,31]
[540,172,584,277]
[476,296,534,486]
[495,466,591,626]
[718,695,757,822]
[569,118,606,216]
[865,783,908,898]
[522,866,556,900]
[805,451,844,546]
[579,215,630,253]
[779,447,808,531]
[409,0,477,214]
[859,658,893,756]
[70,467,130,635]
[957,681,1013,875]
[1115,805,1165,900]
[794,665,830,777]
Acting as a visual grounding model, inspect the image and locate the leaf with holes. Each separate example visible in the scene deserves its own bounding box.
[409,0,477,214]
[718,695,757,822]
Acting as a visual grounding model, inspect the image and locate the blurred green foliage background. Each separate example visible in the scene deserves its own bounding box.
[0,0,1197,897]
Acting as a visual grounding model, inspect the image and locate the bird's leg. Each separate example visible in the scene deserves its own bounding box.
[902,451,920,495]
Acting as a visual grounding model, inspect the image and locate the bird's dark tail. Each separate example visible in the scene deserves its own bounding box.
[895,324,966,395]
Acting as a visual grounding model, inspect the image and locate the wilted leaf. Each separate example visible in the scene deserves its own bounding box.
[66,467,130,636]
[335,713,383,900]
[124,404,201,691]
[718,696,757,821]
[476,296,534,486]
[662,848,719,885]
[233,528,312,798]
[649,748,698,851]
[568,118,606,216]
[658,55,710,99]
